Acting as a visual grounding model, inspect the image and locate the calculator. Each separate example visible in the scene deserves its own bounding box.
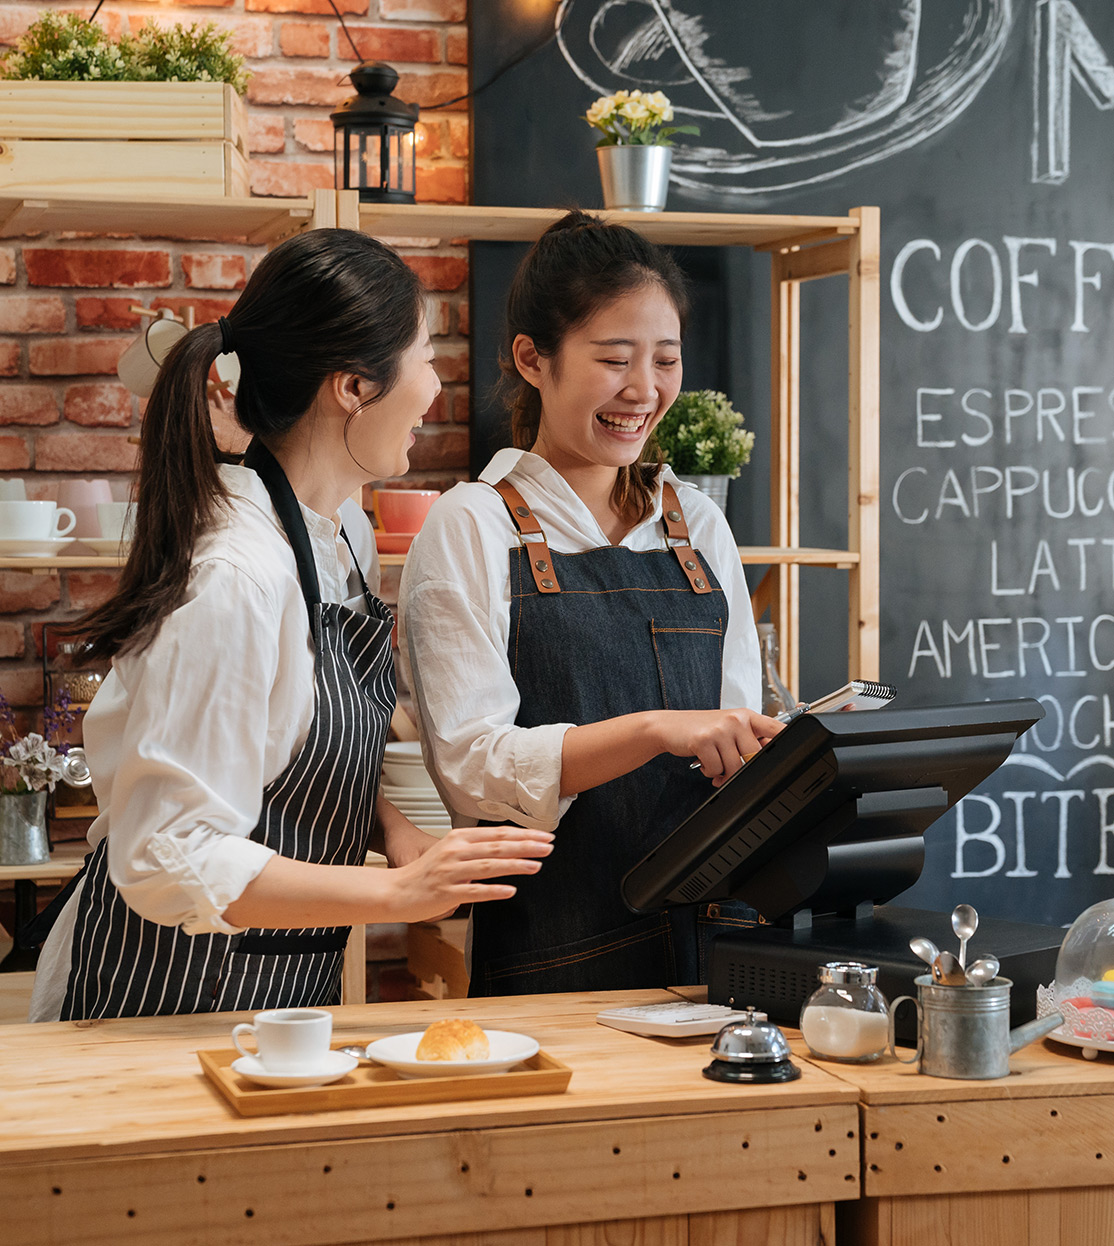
[595,1001,764,1037]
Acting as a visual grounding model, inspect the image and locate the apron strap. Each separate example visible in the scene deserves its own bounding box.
[661,482,714,594]
[244,439,322,624]
[489,478,562,594]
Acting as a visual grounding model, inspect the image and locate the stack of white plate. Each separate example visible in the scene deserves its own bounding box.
[381,741,452,834]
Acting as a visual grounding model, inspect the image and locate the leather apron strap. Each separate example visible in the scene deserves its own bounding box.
[661,482,714,594]
[489,478,562,594]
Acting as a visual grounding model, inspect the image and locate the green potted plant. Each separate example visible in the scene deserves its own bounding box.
[0,13,251,197]
[653,389,755,511]
[583,89,698,212]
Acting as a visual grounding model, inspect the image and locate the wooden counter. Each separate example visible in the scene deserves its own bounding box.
[1,990,860,1246]
[827,1037,1114,1245]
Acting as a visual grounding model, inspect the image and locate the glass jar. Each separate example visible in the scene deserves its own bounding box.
[756,622,794,717]
[799,961,890,1063]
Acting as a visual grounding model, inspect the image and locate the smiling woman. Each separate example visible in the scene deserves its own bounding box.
[399,209,781,999]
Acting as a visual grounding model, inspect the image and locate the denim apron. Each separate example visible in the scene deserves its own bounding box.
[469,477,758,997]
[60,442,395,1020]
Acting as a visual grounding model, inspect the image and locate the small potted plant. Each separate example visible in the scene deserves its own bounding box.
[583,88,698,212]
[653,389,756,511]
[0,689,75,865]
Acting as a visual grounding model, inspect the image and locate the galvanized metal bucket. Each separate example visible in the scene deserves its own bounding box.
[888,974,1063,1079]
[0,791,50,866]
[596,145,672,212]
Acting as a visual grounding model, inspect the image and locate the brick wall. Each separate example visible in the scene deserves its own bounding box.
[0,1,471,774]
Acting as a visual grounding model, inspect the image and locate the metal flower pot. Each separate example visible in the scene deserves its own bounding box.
[677,474,731,512]
[0,791,50,865]
[597,145,672,212]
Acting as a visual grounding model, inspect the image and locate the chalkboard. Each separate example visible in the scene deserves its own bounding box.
[469,0,1114,927]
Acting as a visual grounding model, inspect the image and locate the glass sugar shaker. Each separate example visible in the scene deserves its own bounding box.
[756,622,794,717]
[799,961,890,1063]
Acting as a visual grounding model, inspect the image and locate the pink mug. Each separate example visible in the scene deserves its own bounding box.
[57,479,113,539]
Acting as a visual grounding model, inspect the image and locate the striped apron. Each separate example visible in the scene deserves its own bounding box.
[60,442,395,1020]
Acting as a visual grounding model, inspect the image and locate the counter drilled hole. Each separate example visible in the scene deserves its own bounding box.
[741,1141,749,1149]
[845,1174,856,1182]
[1050,1109,1059,1117]
[935,1164,943,1172]
[1002,1156,1011,1164]
[870,1164,880,1172]
[937,1114,946,1123]
[895,1142,903,1151]
[1098,1153,1105,1160]
[387,1202,396,1211]
[612,1147,621,1155]
[525,1189,533,1197]
[673,1172,680,1180]
[323,1165,331,1174]
[829,1149,837,1157]
[814,1120,823,1132]
[797,1171,807,1182]
[196,1176,206,1184]
[460,1163,470,1173]
[126,1210,135,1219]
[245,1210,255,1218]
[869,1131,878,1140]
[847,1130,854,1139]
[52,1188,62,1196]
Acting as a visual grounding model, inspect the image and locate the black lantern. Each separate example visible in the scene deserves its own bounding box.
[331,62,419,204]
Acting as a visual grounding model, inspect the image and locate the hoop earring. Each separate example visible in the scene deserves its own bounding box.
[342,396,378,475]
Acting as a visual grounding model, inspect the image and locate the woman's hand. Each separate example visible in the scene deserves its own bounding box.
[654,707,785,786]
[378,802,440,869]
[387,825,554,924]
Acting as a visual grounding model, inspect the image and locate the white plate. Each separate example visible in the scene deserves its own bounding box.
[80,537,130,555]
[365,1029,539,1078]
[0,536,75,557]
[230,1049,358,1088]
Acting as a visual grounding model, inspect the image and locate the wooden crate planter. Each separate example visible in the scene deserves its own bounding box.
[0,81,248,198]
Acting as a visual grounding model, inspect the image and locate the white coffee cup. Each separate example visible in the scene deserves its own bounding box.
[231,1008,333,1073]
[96,500,137,543]
[0,499,76,540]
[117,311,188,398]
[0,478,27,501]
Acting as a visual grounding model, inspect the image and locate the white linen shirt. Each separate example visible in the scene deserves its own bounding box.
[398,448,761,833]
[29,465,378,1023]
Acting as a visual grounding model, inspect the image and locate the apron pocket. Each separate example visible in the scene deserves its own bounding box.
[477,912,678,996]
[650,617,724,711]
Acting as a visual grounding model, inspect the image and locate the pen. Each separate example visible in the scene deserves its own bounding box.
[688,704,808,770]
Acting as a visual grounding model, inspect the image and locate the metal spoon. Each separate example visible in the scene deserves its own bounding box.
[965,955,1000,987]
[931,950,967,986]
[336,1044,374,1062]
[909,936,940,967]
[951,903,979,969]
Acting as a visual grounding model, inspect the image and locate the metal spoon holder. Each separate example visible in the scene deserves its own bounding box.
[889,974,1014,1079]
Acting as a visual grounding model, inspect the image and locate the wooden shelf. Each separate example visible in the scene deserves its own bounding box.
[0,191,321,244]
[0,555,125,573]
[356,202,857,248]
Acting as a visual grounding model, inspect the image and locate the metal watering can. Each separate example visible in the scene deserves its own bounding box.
[888,975,1064,1079]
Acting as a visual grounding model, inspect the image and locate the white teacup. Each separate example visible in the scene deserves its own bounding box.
[117,311,188,398]
[96,501,137,543]
[232,1007,333,1073]
[0,478,27,501]
[0,499,76,541]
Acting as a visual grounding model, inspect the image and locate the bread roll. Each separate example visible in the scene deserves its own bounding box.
[416,1018,490,1061]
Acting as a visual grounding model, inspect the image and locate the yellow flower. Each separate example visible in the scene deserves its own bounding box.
[619,99,652,125]
[646,91,674,122]
[585,96,616,126]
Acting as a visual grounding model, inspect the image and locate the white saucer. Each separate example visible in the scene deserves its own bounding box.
[0,536,75,557]
[230,1049,358,1088]
[80,537,130,555]
[364,1029,539,1079]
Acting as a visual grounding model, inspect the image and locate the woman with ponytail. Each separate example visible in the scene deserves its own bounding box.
[30,229,552,1022]
[399,210,780,998]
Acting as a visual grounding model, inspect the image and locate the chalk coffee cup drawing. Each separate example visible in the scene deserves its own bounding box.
[0,478,27,501]
[0,500,77,541]
[116,311,188,398]
[231,1007,334,1073]
[96,501,137,543]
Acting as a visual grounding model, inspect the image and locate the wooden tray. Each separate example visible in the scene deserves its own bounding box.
[197,1045,572,1117]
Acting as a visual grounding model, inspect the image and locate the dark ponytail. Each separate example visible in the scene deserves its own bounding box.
[499,208,690,524]
[77,228,424,660]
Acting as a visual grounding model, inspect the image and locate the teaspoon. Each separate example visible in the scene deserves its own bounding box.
[909,936,940,967]
[951,903,979,969]
[965,955,1000,987]
[931,950,967,986]
[336,1044,374,1062]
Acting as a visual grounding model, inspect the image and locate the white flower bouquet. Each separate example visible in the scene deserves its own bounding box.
[654,390,756,477]
[584,89,699,147]
[0,689,75,794]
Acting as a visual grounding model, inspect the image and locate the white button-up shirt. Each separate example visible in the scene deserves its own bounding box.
[30,465,378,1022]
[398,448,761,832]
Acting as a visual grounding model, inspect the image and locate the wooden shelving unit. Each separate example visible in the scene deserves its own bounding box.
[347,195,880,689]
[0,192,879,690]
